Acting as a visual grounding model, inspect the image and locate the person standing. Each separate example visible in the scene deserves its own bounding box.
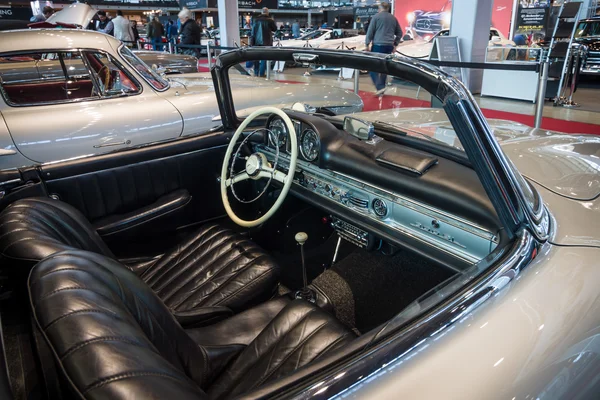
[131,20,140,44]
[113,10,134,45]
[292,19,300,38]
[147,16,164,51]
[365,2,402,95]
[333,17,340,29]
[178,8,202,57]
[166,20,178,44]
[96,11,114,36]
[250,7,276,77]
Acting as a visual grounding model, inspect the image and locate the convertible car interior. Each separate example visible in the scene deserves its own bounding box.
[0,49,513,400]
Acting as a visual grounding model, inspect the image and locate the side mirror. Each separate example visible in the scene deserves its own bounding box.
[343,116,374,141]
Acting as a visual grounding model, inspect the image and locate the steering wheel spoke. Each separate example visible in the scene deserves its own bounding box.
[225,171,250,187]
[260,167,287,184]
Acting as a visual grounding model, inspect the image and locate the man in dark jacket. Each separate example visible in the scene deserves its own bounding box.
[178,8,202,57]
[250,8,277,77]
[147,16,164,51]
[365,2,402,95]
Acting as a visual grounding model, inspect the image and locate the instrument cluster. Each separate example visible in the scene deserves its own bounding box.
[267,117,320,163]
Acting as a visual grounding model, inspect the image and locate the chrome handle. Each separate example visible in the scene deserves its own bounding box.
[0,149,17,156]
[93,139,131,149]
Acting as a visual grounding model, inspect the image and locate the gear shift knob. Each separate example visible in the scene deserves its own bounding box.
[295,232,308,245]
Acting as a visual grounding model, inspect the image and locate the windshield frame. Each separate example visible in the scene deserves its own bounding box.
[575,19,600,38]
[118,45,170,92]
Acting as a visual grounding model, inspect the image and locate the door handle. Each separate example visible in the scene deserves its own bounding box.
[0,149,17,156]
[93,139,131,148]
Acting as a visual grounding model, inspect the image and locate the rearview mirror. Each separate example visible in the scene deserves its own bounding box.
[343,116,374,141]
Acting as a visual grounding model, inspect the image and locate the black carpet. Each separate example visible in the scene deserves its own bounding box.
[313,248,455,333]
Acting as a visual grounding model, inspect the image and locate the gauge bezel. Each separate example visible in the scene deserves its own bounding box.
[299,128,320,162]
[267,118,288,149]
[372,198,388,218]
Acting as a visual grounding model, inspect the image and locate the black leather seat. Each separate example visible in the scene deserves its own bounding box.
[28,250,355,399]
[0,197,281,319]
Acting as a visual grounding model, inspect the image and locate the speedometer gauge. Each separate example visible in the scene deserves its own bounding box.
[267,118,287,149]
[300,129,320,161]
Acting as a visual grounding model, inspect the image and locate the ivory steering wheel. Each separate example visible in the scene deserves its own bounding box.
[220,107,298,227]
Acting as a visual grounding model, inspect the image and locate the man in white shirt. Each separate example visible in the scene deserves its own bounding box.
[113,10,135,44]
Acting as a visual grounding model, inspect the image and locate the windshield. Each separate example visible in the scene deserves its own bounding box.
[575,20,600,38]
[119,46,169,91]
[229,57,463,153]
[300,30,328,40]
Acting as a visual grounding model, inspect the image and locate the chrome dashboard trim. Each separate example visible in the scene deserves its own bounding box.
[258,144,497,264]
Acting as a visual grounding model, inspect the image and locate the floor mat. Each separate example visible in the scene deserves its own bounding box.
[313,248,455,333]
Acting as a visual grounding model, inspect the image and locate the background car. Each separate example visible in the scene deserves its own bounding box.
[0,29,363,169]
[574,17,600,75]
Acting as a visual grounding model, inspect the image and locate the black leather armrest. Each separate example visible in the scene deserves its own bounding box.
[174,306,234,328]
[94,189,191,237]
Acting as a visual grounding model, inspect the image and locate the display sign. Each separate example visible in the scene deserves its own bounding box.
[354,6,379,19]
[238,0,278,9]
[179,0,208,9]
[516,6,549,34]
[394,0,513,40]
[0,6,33,21]
[430,35,463,82]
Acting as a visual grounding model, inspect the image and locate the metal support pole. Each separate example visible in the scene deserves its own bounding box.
[137,40,142,50]
[353,69,359,93]
[266,60,272,80]
[206,42,212,69]
[534,61,549,129]
[168,41,173,54]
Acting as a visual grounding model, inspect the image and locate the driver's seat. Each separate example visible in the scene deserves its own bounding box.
[0,197,281,321]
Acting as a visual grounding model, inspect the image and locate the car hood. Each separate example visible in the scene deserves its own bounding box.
[45,3,97,28]
[334,109,600,201]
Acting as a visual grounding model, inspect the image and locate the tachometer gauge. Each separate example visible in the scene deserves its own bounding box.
[300,129,320,161]
[267,118,287,149]
[372,198,388,218]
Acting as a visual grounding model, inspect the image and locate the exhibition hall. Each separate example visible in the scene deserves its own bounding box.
[0,0,599,399]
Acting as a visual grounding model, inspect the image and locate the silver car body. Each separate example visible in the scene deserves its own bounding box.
[278,29,367,51]
[0,29,363,168]
[133,51,198,74]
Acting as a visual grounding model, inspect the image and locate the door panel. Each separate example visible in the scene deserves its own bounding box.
[43,131,230,255]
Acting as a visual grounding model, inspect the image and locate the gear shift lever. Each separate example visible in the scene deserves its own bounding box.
[294,232,316,303]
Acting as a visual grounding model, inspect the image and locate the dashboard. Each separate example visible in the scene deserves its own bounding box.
[256,112,500,269]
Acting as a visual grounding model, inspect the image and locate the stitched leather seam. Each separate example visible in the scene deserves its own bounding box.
[142,225,225,284]
[44,308,118,330]
[169,248,256,308]
[83,371,188,394]
[150,229,237,294]
[215,307,317,396]
[60,336,148,360]
[38,286,88,301]
[209,263,275,308]
[254,319,330,388]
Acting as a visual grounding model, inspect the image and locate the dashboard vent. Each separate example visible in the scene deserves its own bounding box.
[348,194,369,208]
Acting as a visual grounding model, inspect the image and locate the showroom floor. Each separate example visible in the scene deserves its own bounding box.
[222,63,600,134]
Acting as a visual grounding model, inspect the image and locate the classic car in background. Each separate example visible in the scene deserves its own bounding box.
[574,16,600,74]
[0,29,363,168]
[397,27,514,59]
[134,50,198,74]
[0,46,598,400]
[277,28,366,51]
